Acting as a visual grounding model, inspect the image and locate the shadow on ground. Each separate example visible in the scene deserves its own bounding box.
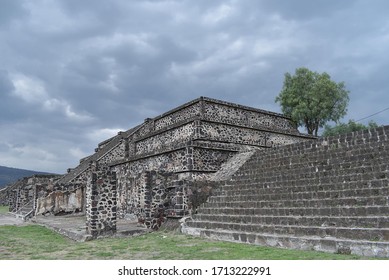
[0,212,150,241]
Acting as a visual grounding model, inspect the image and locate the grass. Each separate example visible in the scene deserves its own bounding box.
[0,224,382,260]
[0,206,9,214]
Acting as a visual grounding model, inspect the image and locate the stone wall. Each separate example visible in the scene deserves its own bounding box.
[129,98,309,159]
[8,177,31,212]
[135,123,195,155]
[132,171,172,229]
[86,162,117,237]
[114,169,219,229]
[154,101,201,130]
[115,170,175,228]
[35,187,84,216]
[35,168,89,216]
[0,188,8,206]
[202,98,297,133]
[6,175,59,214]
[97,140,126,165]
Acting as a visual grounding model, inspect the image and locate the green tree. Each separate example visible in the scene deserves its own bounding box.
[275,67,349,136]
[322,120,378,137]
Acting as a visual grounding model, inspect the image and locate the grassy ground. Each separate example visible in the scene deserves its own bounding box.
[0,206,9,214]
[0,224,380,260]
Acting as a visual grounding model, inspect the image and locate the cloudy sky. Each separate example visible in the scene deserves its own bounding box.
[1,0,389,173]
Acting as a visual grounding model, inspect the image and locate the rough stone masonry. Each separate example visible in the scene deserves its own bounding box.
[5,96,389,257]
[5,97,313,236]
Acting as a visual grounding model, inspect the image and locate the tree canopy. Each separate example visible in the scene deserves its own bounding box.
[275,67,349,136]
[322,120,378,137]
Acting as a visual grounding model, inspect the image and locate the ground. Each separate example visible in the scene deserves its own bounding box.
[0,212,379,260]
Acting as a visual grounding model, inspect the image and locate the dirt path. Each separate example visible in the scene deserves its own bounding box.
[0,213,150,241]
[0,213,25,226]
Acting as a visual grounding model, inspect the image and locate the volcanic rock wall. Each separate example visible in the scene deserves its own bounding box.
[86,162,117,237]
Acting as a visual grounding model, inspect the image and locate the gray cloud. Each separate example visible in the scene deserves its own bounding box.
[1,0,389,173]
[260,0,357,20]
[0,0,28,27]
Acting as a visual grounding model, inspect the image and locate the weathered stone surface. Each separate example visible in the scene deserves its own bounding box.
[86,162,117,238]
[4,175,60,215]
[35,188,84,215]
[5,98,389,259]
[182,125,389,257]
[5,97,312,237]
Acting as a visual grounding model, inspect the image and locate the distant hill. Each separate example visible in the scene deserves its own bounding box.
[0,165,53,189]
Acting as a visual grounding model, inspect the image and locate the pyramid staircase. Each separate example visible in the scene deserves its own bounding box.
[182,126,389,257]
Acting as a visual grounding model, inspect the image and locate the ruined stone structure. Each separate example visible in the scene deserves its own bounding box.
[3,175,60,219]
[69,97,311,235]
[5,96,389,257]
[7,97,311,227]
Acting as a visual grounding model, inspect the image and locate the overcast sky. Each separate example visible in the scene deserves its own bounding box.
[1,0,389,173]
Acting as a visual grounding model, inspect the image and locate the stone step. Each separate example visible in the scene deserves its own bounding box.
[246,145,389,169]
[228,168,389,187]
[181,226,389,258]
[192,214,389,228]
[243,156,388,175]
[19,211,33,216]
[235,168,388,186]
[181,127,389,258]
[234,164,389,182]
[184,220,389,242]
[12,213,26,219]
[246,135,389,164]
[9,211,33,220]
[209,186,389,202]
[237,145,389,176]
[19,207,33,213]
[197,206,389,217]
[205,196,389,208]
[214,181,389,195]
[208,187,389,203]
[221,176,389,193]
[245,152,389,172]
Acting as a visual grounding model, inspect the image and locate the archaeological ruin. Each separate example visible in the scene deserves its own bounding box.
[2,96,389,257]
